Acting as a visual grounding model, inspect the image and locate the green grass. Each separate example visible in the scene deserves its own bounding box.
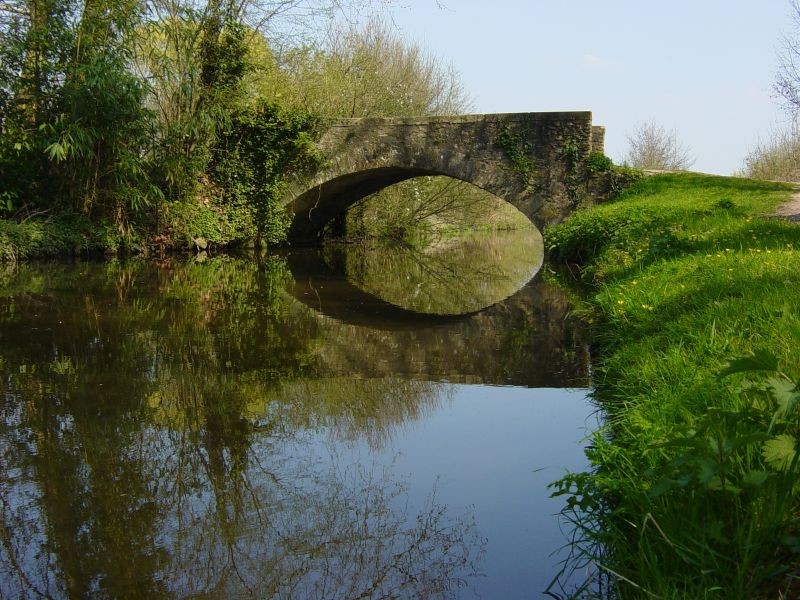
[545,173,800,598]
[0,214,120,261]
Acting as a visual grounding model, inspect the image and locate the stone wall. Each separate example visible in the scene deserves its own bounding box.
[591,125,606,153]
[284,111,601,244]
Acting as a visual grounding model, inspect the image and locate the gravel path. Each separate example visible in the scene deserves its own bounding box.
[775,190,800,222]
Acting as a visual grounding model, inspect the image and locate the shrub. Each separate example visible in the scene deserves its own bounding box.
[624,119,695,170]
[742,127,800,182]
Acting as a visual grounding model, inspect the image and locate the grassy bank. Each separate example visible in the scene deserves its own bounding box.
[0,215,122,262]
[0,194,261,262]
[545,173,800,598]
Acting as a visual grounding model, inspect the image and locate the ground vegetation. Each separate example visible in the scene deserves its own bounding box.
[546,173,800,598]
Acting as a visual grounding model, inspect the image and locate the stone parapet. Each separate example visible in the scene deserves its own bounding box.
[284,111,602,244]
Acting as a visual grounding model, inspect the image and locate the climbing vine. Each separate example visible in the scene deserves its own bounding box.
[211,102,323,244]
[561,137,583,200]
[497,125,536,179]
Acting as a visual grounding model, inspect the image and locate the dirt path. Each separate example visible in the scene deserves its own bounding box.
[775,189,800,222]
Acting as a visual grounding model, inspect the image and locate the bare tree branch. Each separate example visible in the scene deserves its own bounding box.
[624,119,694,171]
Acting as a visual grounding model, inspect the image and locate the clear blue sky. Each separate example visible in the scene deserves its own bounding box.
[384,0,794,175]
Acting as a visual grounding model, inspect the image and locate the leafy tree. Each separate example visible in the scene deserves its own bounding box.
[133,0,370,244]
[2,0,486,251]
[251,17,470,118]
[53,0,158,229]
[0,0,76,216]
[133,1,249,201]
[0,0,158,235]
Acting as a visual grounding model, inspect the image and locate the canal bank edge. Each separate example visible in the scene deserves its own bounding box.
[545,172,800,598]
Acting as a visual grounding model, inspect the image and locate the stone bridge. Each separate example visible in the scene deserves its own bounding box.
[283,111,605,244]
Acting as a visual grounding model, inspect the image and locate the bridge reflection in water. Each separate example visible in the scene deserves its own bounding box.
[283,232,588,389]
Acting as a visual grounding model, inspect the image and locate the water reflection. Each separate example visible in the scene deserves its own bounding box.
[285,243,587,388]
[321,229,544,316]
[0,249,591,598]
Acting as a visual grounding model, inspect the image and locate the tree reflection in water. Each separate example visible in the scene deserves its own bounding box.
[328,229,543,315]
[0,243,590,598]
[0,259,484,599]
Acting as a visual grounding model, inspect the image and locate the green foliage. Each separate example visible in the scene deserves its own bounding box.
[200,16,248,97]
[163,196,255,249]
[547,173,800,597]
[0,0,489,254]
[142,7,252,202]
[0,191,16,216]
[211,102,322,244]
[497,125,535,178]
[0,0,159,235]
[546,173,792,280]
[0,214,121,262]
[250,18,471,118]
[561,137,580,165]
[546,202,683,269]
[0,0,76,212]
[633,356,800,594]
[585,152,644,201]
[55,50,160,221]
[0,0,336,255]
[586,151,614,174]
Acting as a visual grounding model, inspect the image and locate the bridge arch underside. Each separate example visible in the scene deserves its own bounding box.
[286,167,527,245]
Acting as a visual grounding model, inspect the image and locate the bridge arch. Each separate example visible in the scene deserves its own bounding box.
[279,249,590,387]
[284,249,479,330]
[283,112,605,244]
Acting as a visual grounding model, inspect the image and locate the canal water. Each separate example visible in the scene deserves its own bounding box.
[0,232,595,598]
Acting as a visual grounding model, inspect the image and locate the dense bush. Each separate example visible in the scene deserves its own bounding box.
[210,103,322,245]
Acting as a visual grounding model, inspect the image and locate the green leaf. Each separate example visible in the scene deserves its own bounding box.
[717,349,779,379]
[741,470,770,488]
[763,434,798,470]
[649,478,676,497]
[705,520,728,544]
[706,477,741,495]
[781,535,800,555]
[769,377,800,417]
[695,457,717,484]
[657,435,703,450]
[729,432,772,451]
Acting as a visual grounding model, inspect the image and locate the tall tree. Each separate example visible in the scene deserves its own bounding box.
[54,0,157,223]
[776,0,800,119]
[251,17,470,118]
[0,0,157,229]
[0,0,75,215]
